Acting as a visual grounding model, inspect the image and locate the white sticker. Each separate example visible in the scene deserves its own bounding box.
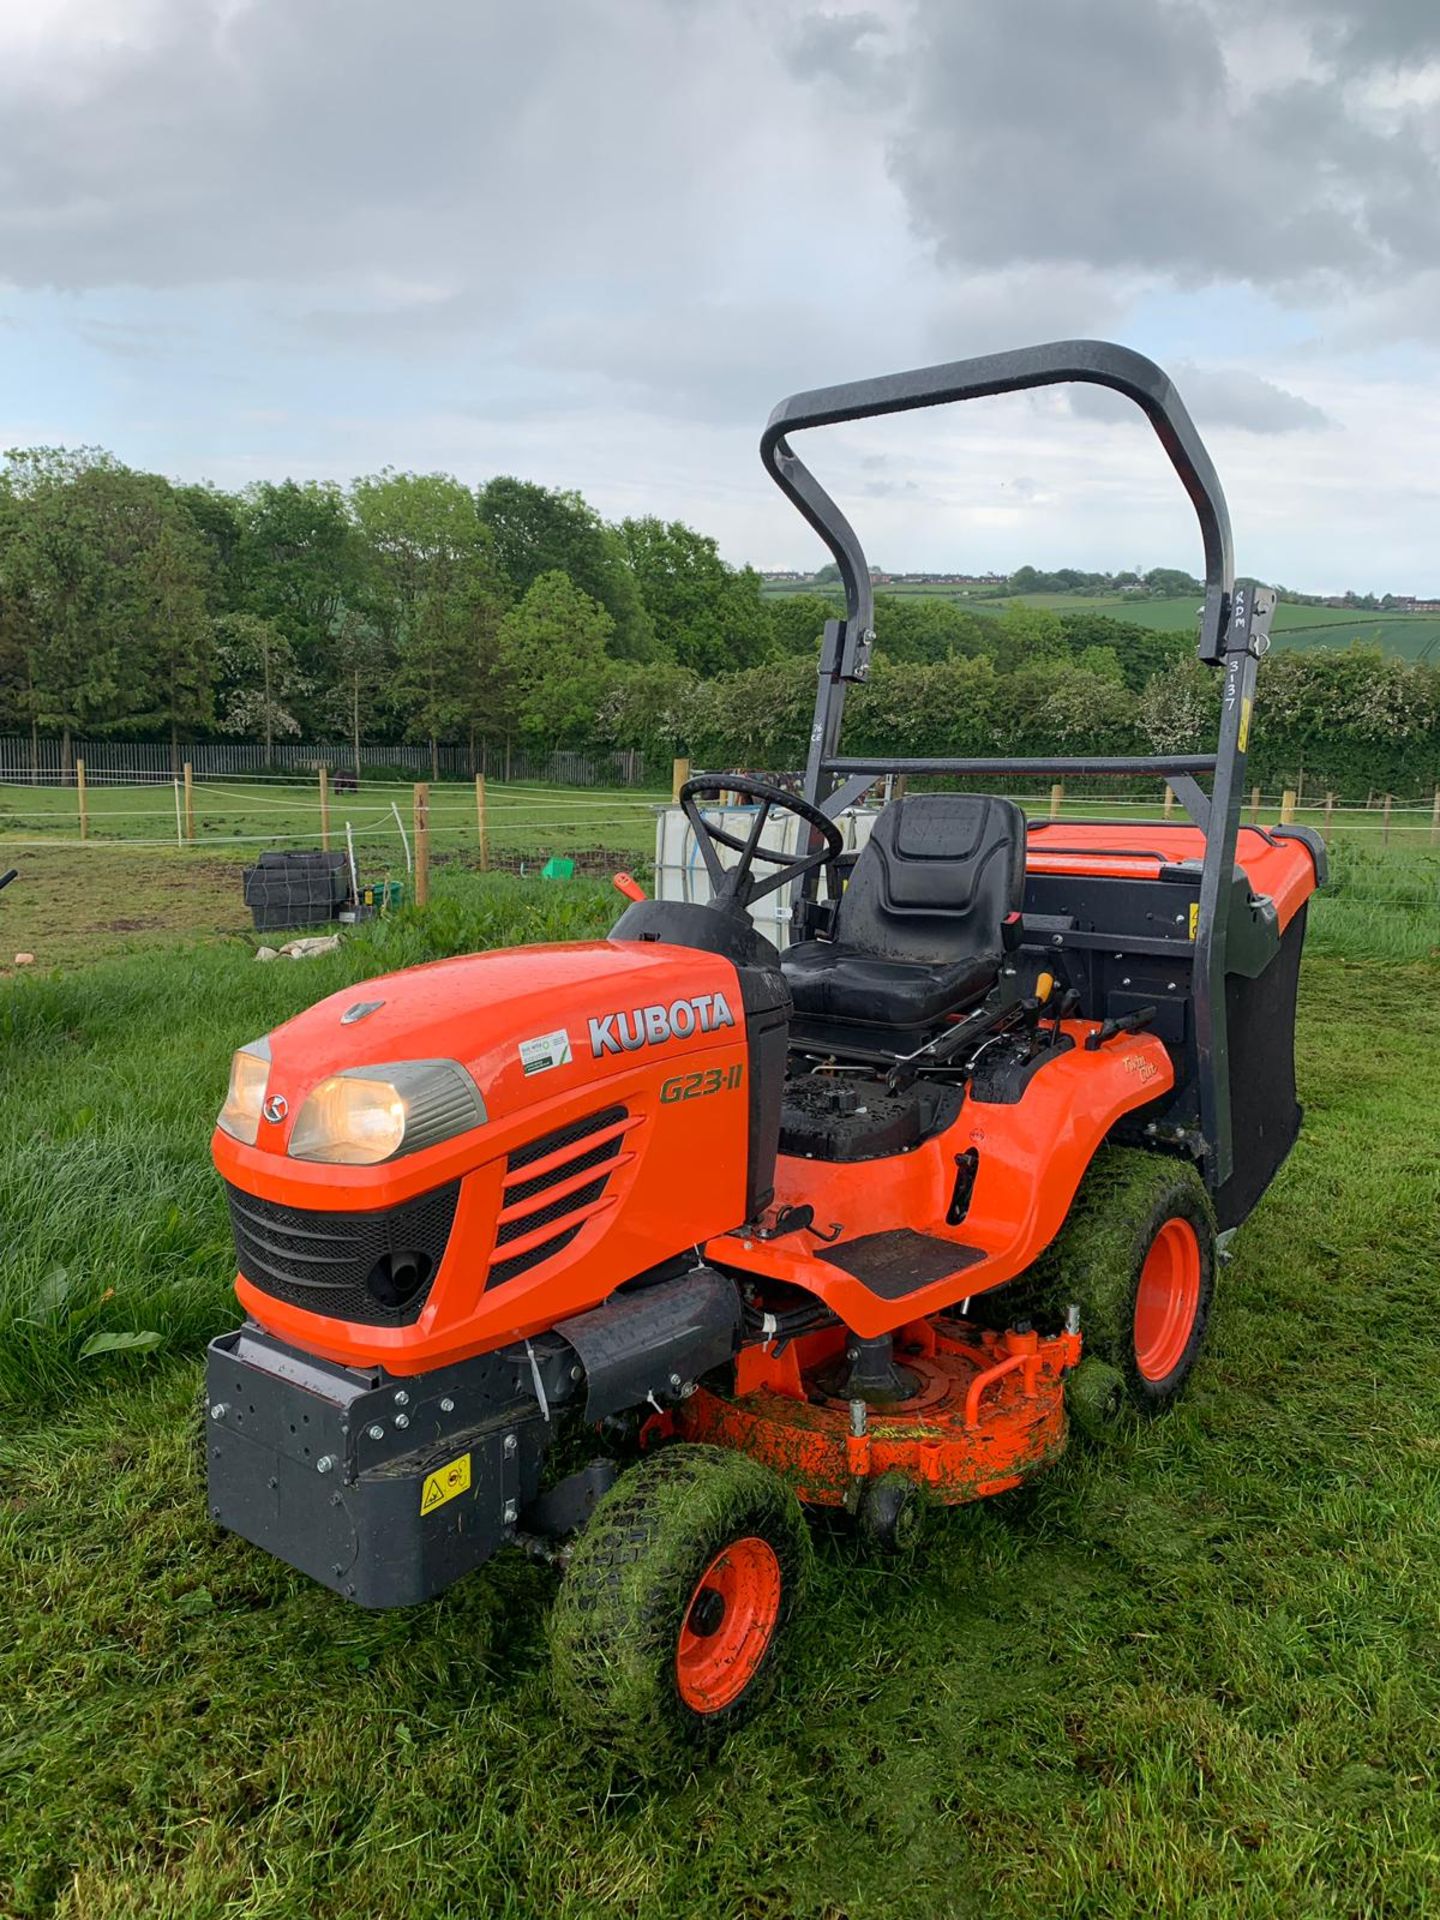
[519,1028,573,1076]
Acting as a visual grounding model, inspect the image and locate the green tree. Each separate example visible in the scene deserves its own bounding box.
[989,603,1069,674]
[1057,611,1187,690]
[617,517,770,675]
[684,658,818,767]
[214,612,305,761]
[350,471,504,775]
[320,607,394,781]
[0,449,216,766]
[596,659,700,761]
[127,511,217,764]
[174,483,242,608]
[871,593,991,664]
[236,480,359,704]
[1138,657,1216,754]
[497,571,617,748]
[477,477,654,660]
[766,591,840,656]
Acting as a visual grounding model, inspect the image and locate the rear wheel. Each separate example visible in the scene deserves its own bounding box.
[1041,1148,1216,1412]
[549,1444,811,1764]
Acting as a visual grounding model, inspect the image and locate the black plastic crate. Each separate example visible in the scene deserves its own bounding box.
[243,851,349,933]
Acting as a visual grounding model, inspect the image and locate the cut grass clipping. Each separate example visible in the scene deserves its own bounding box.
[1,871,1438,1915]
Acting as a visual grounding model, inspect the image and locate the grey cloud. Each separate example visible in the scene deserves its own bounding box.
[880,0,1440,291]
[0,0,752,293]
[782,9,899,102]
[922,267,1126,361]
[1071,363,1333,434]
[1245,0,1440,62]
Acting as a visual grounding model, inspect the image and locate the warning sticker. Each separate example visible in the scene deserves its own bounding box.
[1188,901,1200,939]
[519,1028,572,1076]
[1238,695,1253,753]
[420,1452,471,1516]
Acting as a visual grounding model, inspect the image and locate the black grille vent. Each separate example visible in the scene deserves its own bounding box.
[496,1175,609,1246]
[488,1222,585,1290]
[225,1180,460,1327]
[506,1104,628,1173]
[487,1106,629,1291]
[503,1133,624,1208]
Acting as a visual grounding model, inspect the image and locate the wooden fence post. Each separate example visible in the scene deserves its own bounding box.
[76,758,87,842]
[319,766,330,851]
[1250,785,1261,824]
[183,761,195,842]
[476,774,489,871]
[413,782,430,907]
[1432,786,1440,847]
[1162,783,1174,820]
[1280,788,1296,825]
[1382,793,1392,846]
[672,757,691,805]
[1324,791,1335,836]
[1048,781,1063,821]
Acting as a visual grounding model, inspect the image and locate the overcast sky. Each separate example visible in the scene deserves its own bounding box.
[2,0,1439,589]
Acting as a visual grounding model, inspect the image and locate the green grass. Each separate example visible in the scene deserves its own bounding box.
[2,869,1439,1915]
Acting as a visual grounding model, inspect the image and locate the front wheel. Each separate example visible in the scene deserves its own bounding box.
[1041,1148,1217,1413]
[549,1444,811,1765]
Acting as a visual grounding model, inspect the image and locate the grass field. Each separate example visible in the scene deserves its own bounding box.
[0,776,663,862]
[1,866,1438,1916]
[3,786,1434,975]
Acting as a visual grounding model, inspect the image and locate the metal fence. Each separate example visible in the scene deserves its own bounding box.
[0,737,649,789]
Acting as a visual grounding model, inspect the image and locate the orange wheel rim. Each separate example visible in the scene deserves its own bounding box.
[1133,1217,1202,1383]
[675,1536,782,1714]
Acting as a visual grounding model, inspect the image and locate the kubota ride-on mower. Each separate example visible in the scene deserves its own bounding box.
[206,341,1323,1757]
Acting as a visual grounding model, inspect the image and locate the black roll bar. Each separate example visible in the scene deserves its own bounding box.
[760,338,1235,675]
[752,338,1270,1191]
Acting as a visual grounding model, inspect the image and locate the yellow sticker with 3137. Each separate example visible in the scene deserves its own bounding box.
[420,1451,471,1515]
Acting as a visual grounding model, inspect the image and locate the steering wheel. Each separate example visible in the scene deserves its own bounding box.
[679,773,844,911]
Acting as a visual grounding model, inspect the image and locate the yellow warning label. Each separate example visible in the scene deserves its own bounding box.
[420,1452,471,1515]
[1238,696,1253,753]
[1188,902,1200,939]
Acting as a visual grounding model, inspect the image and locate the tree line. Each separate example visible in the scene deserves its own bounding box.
[0,448,1435,798]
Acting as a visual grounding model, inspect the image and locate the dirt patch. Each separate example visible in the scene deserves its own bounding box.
[0,845,249,971]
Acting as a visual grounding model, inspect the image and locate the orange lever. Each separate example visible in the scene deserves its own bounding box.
[612,871,646,903]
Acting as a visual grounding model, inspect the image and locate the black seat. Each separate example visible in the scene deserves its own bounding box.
[782,794,1026,1042]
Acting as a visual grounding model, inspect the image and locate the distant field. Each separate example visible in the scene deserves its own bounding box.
[762,581,1440,659]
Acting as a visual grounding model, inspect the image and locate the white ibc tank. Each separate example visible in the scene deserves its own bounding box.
[653,802,878,951]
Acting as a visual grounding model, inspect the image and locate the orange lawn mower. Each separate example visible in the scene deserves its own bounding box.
[204,341,1323,1758]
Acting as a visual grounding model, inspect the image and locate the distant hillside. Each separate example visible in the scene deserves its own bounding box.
[759,579,1440,662]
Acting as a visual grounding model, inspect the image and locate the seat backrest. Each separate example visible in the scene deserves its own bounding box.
[835,794,1027,965]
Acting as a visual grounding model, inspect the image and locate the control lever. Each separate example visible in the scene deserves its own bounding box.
[612,871,646,903]
[1084,1005,1157,1052]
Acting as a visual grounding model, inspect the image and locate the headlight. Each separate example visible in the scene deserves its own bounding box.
[288,1060,486,1166]
[217,1039,271,1145]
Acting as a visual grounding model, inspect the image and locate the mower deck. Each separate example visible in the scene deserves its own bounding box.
[673,1317,1081,1506]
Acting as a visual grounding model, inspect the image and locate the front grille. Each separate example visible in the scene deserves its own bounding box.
[486,1106,629,1292]
[225,1180,460,1326]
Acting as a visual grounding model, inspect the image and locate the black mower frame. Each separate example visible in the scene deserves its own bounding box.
[750,338,1286,1193]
